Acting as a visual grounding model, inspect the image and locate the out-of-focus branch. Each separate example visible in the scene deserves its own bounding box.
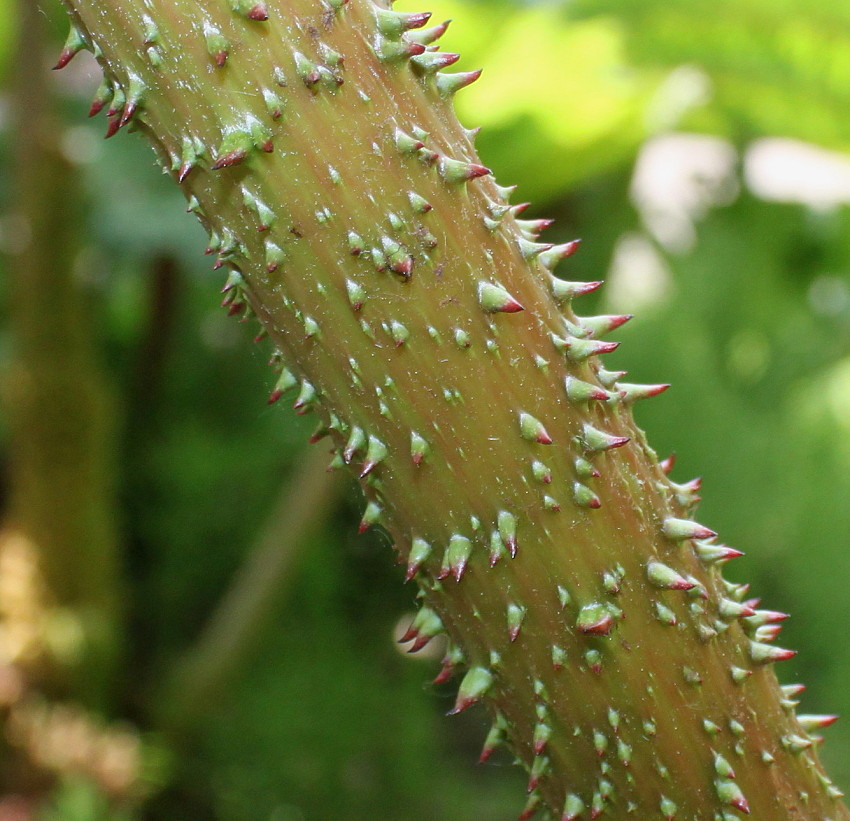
[1,0,123,704]
[155,445,342,735]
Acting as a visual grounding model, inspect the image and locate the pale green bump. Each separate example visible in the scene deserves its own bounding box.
[729,719,745,737]
[406,538,431,580]
[551,645,566,669]
[644,719,657,736]
[497,511,517,554]
[662,516,716,542]
[410,431,429,465]
[647,561,693,591]
[477,281,523,314]
[294,379,316,409]
[444,534,472,581]
[327,452,345,471]
[394,127,423,154]
[389,320,409,346]
[374,7,430,37]
[55,23,86,69]
[110,84,126,115]
[480,717,506,762]
[519,792,541,820]
[303,316,320,338]
[438,156,490,184]
[388,211,405,231]
[683,667,702,685]
[346,279,365,310]
[562,793,585,821]
[532,722,551,754]
[435,70,482,97]
[749,640,796,665]
[212,129,253,168]
[557,585,571,608]
[506,602,526,642]
[565,375,609,402]
[343,426,366,463]
[543,495,559,511]
[714,752,735,778]
[660,796,677,818]
[574,457,598,478]
[516,236,550,260]
[580,423,629,453]
[593,730,608,756]
[408,191,432,213]
[453,328,471,349]
[730,666,751,685]
[359,500,383,531]
[781,733,813,753]
[703,719,720,736]
[347,230,365,255]
[449,666,493,714]
[591,791,604,817]
[204,22,230,68]
[262,87,284,119]
[654,601,677,626]
[531,460,551,483]
[519,412,552,444]
[294,51,320,84]
[598,367,626,387]
[264,239,285,272]
[361,436,388,474]
[577,602,612,635]
[488,531,507,567]
[715,779,749,813]
[572,482,600,510]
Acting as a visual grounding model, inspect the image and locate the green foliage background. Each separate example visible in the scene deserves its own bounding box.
[2,0,850,818]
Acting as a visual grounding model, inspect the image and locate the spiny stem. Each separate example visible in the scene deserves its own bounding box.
[54,0,848,817]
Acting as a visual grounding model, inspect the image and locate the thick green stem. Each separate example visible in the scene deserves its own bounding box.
[53,0,848,817]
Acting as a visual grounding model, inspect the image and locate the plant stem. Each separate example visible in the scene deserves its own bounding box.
[53,0,849,816]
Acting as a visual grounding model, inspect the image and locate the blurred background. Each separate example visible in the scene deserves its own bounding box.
[2,0,850,818]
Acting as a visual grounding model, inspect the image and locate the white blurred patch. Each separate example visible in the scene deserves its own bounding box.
[631,133,739,253]
[808,275,850,318]
[605,232,672,313]
[745,138,850,210]
[645,65,713,132]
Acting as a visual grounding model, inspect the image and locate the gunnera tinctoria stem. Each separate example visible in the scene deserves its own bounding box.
[53,1,849,817]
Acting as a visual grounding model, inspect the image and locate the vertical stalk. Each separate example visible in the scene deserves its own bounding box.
[2,0,122,704]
